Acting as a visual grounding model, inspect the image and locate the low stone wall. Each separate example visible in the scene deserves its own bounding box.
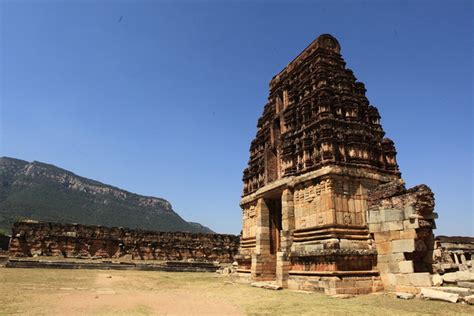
[8,221,239,263]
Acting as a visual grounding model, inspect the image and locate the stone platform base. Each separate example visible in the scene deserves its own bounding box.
[288,275,384,295]
[6,258,219,272]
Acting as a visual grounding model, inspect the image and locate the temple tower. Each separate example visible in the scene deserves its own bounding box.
[237,34,435,294]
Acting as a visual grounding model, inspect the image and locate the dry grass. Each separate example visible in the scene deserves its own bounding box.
[0,268,473,315]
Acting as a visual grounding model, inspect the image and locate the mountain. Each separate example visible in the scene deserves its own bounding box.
[0,157,213,234]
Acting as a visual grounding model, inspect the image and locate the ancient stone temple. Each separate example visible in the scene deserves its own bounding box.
[236,34,438,294]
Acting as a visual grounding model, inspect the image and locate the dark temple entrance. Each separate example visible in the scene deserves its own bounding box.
[265,198,282,255]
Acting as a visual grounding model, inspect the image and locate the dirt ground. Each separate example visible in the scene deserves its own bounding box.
[0,268,473,315]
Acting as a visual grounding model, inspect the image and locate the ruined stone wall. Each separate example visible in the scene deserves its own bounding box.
[367,180,437,292]
[433,236,474,273]
[8,221,239,263]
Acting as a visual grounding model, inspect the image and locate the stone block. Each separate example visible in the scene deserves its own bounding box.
[380,273,397,291]
[374,232,390,242]
[408,273,432,287]
[376,242,392,255]
[400,229,417,239]
[403,205,415,218]
[443,271,474,283]
[431,286,470,297]
[398,261,414,274]
[392,239,415,253]
[458,281,474,289]
[368,210,381,223]
[388,230,401,241]
[368,223,382,233]
[394,285,419,294]
[386,221,404,231]
[432,274,443,286]
[464,295,474,305]
[378,262,390,273]
[395,273,411,286]
[378,253,404,263]
[382,208,405,222]
[420,288,458,303]
[388,261,400,273]
[403,218,419,230]
[396,292,415,300]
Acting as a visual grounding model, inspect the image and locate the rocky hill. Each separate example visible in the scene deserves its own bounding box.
[0,157,213,234]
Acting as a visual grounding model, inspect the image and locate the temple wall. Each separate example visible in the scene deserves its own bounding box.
[8,221,239,263]
[367,180,437,293]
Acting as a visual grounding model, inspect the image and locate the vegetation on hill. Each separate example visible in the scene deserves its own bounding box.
[0,157,213,234]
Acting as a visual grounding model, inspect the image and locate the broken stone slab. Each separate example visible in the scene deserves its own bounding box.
[430,286,470,297]
[420,288,459,303]
[464,295,474,305]
[331,294,353,299]
[396,292,415,300]
[457,281,474,289]
[443,271,474,283]
[250,281,282,290]
[432,274,443,287]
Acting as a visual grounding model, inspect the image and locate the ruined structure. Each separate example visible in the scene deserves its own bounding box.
[433,236,474,273]
[237,34,438,294]
[8,221,239,264]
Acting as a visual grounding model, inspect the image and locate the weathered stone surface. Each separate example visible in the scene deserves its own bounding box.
[251,281,282,290]
[458,282,474,289]
[395,292,415,300]
[8,221,239,263]
[420,288,459,303]
[432,274,443,287]
[464,295,474,305]
[443,271,474,283]
[430,286,471,297]
[408,273,433,287]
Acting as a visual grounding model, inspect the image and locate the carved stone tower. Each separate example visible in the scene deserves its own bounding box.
[237,34,437,294]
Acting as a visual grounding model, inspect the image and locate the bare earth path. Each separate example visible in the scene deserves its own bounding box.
[1,268,473,315]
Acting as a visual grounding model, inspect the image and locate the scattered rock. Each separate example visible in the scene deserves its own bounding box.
[250,281,282,290]
[442,271,474,283]
[457,281,474,289]
[432,274,443,287]
[420,288,459,303]
[106,275,112,279]
[464,295,474,305]
[396,292,415,300]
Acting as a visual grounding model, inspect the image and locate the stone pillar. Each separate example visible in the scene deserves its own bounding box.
[251,198,270,280]
[277,188,294,287]
[454,253,459,264]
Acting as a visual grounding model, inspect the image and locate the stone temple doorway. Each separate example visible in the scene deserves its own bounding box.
[265,198,282,255]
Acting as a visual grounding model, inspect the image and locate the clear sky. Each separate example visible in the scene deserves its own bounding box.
[1,0,472,235]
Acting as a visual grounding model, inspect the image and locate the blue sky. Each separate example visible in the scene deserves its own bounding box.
[1,0,472,235]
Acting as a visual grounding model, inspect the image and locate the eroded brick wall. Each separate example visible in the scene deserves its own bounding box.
[8,221,239,263]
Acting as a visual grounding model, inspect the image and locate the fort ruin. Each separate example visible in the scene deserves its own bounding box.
[236,34,439,294]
